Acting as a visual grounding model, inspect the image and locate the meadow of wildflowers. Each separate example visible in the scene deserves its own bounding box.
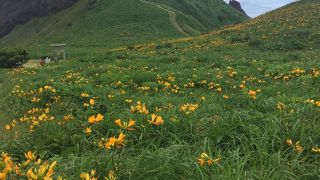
[0,0,319,179]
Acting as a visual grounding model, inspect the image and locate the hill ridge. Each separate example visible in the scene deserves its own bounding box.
[0,0,248,57]
[0,0,78,38]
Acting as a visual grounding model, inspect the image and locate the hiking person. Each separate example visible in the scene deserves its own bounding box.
[40,58,46,66]
[45,57,51,64]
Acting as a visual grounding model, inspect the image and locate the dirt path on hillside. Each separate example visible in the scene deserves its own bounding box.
[24,59,40,68]
[139,0,190,36]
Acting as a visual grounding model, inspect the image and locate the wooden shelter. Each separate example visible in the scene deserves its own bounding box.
[50,44,66,60]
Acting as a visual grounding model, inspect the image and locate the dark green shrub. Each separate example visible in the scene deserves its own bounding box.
[0,48,29,68]
[282,52,303,62]
[284,40,305,51]
[229,34,250,43]
[263,40,305,52]
[312,34,320,49]
[217,14,227,22]
[155,43,173,50]
[294,28,312,38]
[88,0,97,6]
[248,38,264,49]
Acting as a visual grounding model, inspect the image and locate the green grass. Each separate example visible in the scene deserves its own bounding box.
[0,0,319,179]
[0,69,10,141]
[0,69,6,85]
[152,0,247,28]
[0,0,248,58]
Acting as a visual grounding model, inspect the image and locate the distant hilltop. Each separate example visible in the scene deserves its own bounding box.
[229,0,247,15]
[0,0,248,52]
[0,0,78,38]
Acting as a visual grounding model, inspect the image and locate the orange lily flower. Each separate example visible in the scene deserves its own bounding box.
[148,114,164,126]
[114,119,135,131]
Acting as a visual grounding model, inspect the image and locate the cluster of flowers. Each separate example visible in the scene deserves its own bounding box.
[61,71,89,84]
[248,89,261,100]
[83,95,164,150]
[0,151,58,180]
[304,99,320,107]
[180,103,199,115]
[6,85,60,131]
[80,169,116,180]
[286,139,320,154]
[197,153,221,167]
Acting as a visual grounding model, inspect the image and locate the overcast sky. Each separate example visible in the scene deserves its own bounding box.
[224,0,298,17]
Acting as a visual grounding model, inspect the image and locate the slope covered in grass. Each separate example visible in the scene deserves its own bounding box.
[0,0,247,57]
[113,0,320,56]
[0,0,319,179]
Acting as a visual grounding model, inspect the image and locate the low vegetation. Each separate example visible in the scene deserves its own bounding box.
[0,48,28,68]
[0,0,319,179]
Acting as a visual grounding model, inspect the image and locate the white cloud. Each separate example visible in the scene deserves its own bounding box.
[224,0,298,17]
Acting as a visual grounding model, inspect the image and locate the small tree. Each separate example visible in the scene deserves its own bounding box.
[0,48,29,68]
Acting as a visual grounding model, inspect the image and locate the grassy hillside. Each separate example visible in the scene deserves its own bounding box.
[0,0,319,179]
[112,0,320,56]
[0,0,247,57]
